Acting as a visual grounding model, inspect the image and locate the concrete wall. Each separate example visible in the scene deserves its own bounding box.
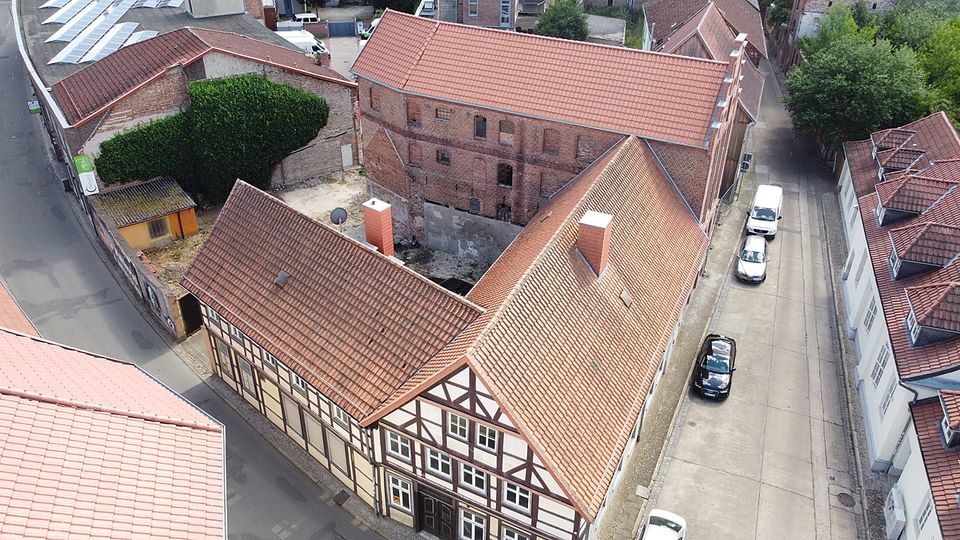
[422,202,523,266]
[187,0,246,18]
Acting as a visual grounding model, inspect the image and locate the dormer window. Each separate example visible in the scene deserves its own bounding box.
[876,204,886,225]
[941,415,960,448]
[889,250,902,278]
[907,308,921,344]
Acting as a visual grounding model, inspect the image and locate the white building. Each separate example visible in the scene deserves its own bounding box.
[836,111,960,539]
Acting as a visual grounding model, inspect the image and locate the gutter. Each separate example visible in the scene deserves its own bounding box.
[11,0,72,129]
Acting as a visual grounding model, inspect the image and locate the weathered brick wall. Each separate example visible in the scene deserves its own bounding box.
[201,53,360,185]
[460,0,514,28]
[83,68,191,158]
[358,79,623,240]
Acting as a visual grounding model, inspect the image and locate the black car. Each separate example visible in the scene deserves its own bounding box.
[692,334,737,399]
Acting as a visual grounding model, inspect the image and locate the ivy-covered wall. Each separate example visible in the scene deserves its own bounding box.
[95,74,330,203]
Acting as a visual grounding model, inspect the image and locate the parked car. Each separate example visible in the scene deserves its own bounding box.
[745,184,783,239]
[637,508,687,540]
[736,235,768,282]
[692,334,737,399]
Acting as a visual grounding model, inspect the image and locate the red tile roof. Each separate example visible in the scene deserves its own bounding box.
[846,113,960,378]
[653,2,763,122]
[940,390,960,430]
[0,283,37,337]
[644,0,767,58]
[182,182,483,419]
[877,175,958,214]
[0,328,224,539]
[52,27,353,126]
[890,222,960,267]
[872,128,916,151]
[911,396,960,539]
[367,137,708,519]
[878,147,926,171]
[352,10,730,148]
[906,282,960,333]
[845,112,960,198]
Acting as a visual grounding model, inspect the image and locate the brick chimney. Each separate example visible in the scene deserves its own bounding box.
[363,198,395,257]
[578,211,613,277]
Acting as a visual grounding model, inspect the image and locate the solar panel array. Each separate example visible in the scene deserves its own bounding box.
[49,0,138,64]
[42,0,176,64]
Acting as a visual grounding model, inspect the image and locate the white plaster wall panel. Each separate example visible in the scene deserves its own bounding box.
[537,466,564,496]
[474,449,497,469]
[478,395,499,418]
[503,433,526,456]
[502,454,524,476]
[420,400,443,423]
[427,386,447,400]
[896,425,940,540]
[539,497,577,521]
[450,366,470,387]
[385,409,416,427]
[448,438,468,456]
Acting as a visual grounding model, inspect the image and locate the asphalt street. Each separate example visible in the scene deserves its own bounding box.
[648,61,863,539]
[0,5,379,539]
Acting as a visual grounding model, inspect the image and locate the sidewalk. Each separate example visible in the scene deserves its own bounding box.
[595,155,756,539]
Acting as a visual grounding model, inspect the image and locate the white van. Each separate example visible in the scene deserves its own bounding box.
[294,12,319,24]
[276,30,328,55]
[745,184,783,239]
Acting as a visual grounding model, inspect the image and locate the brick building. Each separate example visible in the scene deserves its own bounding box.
[352,11,745,255]
[643,0,767,66]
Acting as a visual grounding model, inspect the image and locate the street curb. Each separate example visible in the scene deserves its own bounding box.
[630,178,751,536]
[820,192,872,538]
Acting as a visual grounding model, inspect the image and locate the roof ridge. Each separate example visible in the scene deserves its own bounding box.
[0,385,223,432]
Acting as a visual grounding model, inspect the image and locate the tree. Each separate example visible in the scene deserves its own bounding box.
[800,4,864,56]
[876,0,960,50]
[918,17,960,126]
[851,0,871,28]
[784,35,927,149]
[766,2,790,28]
[535,0,588,41]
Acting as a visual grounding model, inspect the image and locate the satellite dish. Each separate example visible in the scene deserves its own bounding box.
[330,207,348,225]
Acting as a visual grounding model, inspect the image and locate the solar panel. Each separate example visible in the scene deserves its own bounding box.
[81,22,139,62]
[123,29,158,47]
[43,0,96,25]
[40,0,71,9]
[49,0,137,64]
[46,0,113,42]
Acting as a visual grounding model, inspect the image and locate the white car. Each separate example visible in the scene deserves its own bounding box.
[637,509,687,540]
[736,235,768,282]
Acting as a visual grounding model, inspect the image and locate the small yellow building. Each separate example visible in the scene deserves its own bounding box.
[92,177,198,251]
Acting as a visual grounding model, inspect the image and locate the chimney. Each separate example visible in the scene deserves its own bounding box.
[578,211,613,277]
[363,198,395,257]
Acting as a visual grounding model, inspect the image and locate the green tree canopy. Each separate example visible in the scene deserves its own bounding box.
[96,74,329,203]
[876,0,960,50]
[784,35,927,148]
[918,17,960,126]
[535,0,588,41]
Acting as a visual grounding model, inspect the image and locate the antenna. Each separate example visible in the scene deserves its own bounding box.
[330,207,348,233]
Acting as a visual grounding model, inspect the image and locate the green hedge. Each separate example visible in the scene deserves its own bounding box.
[96,113,194,188]
[95,74,330,203]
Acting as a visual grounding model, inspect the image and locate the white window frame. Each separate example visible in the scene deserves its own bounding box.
[332,404,350,428]
[907,309,921,344]
[863,298,878,333]
[460,509,486,540]
[477,424,498,453]
[291,372,307,394]
[467,0,478,16]
[870,345,890,387]
[263,351,278,371]
[448,413,468,441]
[387,431,412,461]
[917,494,934,530]
[230,324,243,340]
[388,474,413,513]
[207,307,220,324]
[503,482,531,513]
[880,378,898,418]
[499,0,510,26]
[426,449,452,478]
[889,249,902,277]
[503,527,531,540]
[459,464,487,493]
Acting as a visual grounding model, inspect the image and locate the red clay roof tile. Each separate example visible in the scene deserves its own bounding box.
[182,182,483,419]
[0,328,223,539]
[353,10,729,148]
[940,390,960,430]
[0,283,37,337]
[645,0,766,58]
[877,175,959,214]
[911,397,960,538]
[890,222,960,267]
[906,282,960,333]
[51,27,353,126]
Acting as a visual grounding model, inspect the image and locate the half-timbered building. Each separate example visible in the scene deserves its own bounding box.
[185,131,706,539]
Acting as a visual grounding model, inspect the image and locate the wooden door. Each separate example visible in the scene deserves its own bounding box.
[417,489,454,540]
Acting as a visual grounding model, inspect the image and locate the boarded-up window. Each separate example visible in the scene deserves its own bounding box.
[148,218,169,239]
[282,393,303,436]
[469,198,481,213]
[576,136,592,160]
[213,337,233,379]
[409,142,422,167]
[437,148,451,165]
[238,359,256,397]
[543,128,560,154]
[436,108,451,121]
[407,101,420,125]
[497,163,513,186]
[328,434,350,476]
[474,116,487,139]
[499,120,514,145]
[368,87,380,111]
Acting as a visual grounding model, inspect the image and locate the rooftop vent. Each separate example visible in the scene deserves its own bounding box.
[275,271,290,288]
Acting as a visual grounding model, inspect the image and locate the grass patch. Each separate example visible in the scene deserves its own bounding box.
[584,6,644,49]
